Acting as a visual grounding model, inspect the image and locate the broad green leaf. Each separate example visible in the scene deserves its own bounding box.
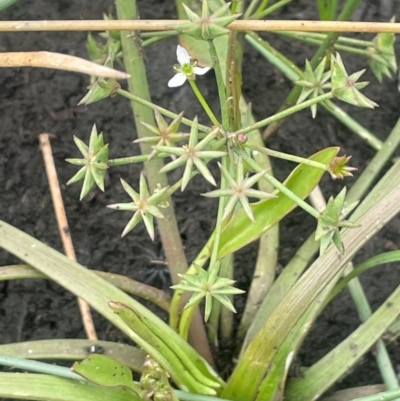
[73,354,143,396]
[0,373,140,401]
[218,147,339,258]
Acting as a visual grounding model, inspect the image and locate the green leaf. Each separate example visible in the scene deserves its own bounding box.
[0,221,222,394]
[73,354,143,397]
[108,302,221,394]
[218,147,339,257]
[0,373,140,401]
[0,339,146,373]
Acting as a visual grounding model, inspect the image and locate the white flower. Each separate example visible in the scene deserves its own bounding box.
[168,45,211,88]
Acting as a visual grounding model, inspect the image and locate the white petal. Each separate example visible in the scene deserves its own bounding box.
[176,45,191,66]
[168,73,187,88]
[194,66,211,76]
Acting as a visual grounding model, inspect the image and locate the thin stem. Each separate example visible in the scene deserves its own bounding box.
[0,356,85,382]
[322,100,382,151]
[246,144,328,170]
[188,80,220,126]
[141,30,177,39]
[108,154,151,165]
[278,31,369,56]
[208,40,229,130]
[244,32,383,150]
[116,88,211,133]
[244,0,262,18]
[178,298,203,341]
[239,149,320,219]
[252,0,293,20]
[279,30,373,48]
[115,0,212,364]
[238,92,333,136]
[262,0,362,139]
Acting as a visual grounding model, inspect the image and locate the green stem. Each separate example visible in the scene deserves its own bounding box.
[244,0,262,18]
[189,80,220,126]
[252,0,293,20]
[108,154,151,165]
[245,31,383,150]
[238,92,333,136]
[141,30,177,39]
[239,149,320,219]
[348,388,400,401]
[0,355,85,382]
[208,158,231,283]
[178,298,203,341]
[116,88,211,133]
[246,144,328,170]
[115,0,213,364]
[278,31,369,55]
[322,100,382,151]
[208,40,229,130]
[280,31,373,48]
[262,0,362,139]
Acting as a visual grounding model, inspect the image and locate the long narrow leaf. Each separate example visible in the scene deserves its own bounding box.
[221,179,400,401]
[0,339,146,372]
[0,373,139,401]
[0,221,221,394]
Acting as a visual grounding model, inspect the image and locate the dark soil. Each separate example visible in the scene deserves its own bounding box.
[1,0,400,394]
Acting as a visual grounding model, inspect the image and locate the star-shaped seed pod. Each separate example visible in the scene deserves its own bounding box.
[107,174,169,240]
[175,1,241,41]
[135,108,189,160]
[66,124,109,200]
[153,117,227,191]
[171,262,244,321]
[202,157,275,222]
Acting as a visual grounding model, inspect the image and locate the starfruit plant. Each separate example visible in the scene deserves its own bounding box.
[1,2,400,401]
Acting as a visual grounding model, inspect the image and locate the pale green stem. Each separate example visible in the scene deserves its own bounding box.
[188,80,220,126]
[115,0,212,364]
[239,149,320,219]
[322,100,382,151]
[141,30,177,38]
[278,31,369,55]
[348,388,400,401]
[238,92,333,136]
[252,0,293,20]
[178,297,203,341]
[207,298,222,346]
[244,0,261,18]
[116,88,211,133]
[108,154,158,166]
[0,355,84,382]
[246,144,328,170]
[208,40,229,130]
[218,255,235,340]
[280,31,373,48]
[261,0,363,139]
[244,31,383,150]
